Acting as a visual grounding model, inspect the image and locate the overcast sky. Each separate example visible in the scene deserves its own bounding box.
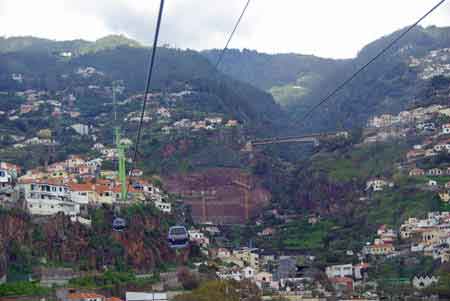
[0,0,449,58]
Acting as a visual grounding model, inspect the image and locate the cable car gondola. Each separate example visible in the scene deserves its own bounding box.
[112,217,127,232]
[167,226,189,249]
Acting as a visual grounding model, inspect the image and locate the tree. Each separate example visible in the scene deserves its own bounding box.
[176,267,199,290]
[174,280,261,301]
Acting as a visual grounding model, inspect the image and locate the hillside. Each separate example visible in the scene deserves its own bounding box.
[202,49,346,107]
[0,35,141,55]
[0,45,283,127]
[0,205,192,281]
[204,26,450,133]
[294,25,450,132]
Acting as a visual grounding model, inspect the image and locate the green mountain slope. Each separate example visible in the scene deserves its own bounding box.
[204,26,450,133]
[294,25,450,132]
[0,35,141,55]
[0,45,284,128]
[202,49,347,108]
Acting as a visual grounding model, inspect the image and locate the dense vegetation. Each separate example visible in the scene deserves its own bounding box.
[174,280,261,301]
[205,26,450,133]
[0,281,51,297]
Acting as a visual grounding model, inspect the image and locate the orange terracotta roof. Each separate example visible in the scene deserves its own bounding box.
[18,178,67,186]
[67,293,105,299]
[0,162,21,171]
[95,185,114,194]
[96,179,113,185]
[106,297,122,301]
[69,183,95,191]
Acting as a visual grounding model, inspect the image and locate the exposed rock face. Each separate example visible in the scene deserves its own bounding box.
[0,209,187,277]
[164,168,271,224]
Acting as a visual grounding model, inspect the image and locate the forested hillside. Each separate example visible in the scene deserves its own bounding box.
[204,26,450,133]
[0,44,284,129]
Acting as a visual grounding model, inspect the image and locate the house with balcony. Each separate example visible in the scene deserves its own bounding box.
[325,264,353,279]
[19,179,79,216]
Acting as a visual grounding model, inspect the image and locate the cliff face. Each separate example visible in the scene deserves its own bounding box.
[0,211,29,278]
[0,209,188,277]
[164,168,271,224]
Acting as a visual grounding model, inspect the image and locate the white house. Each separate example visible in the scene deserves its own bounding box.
[154,199,171,213]
[188,229,209,247]
[71,124,89,136]
[0,169,12,184]
[428,180,438,187]
[442,124,450,135]
[242,266,255,279]
[366,179,393,192]
[19,179,79,216]
[93,143,105,151]
[412,275,439,289]
[255,272,274,289]
[325,264,353,279]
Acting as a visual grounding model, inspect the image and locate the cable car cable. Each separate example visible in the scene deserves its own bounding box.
[214,0,251,71]
[127,0,165,197]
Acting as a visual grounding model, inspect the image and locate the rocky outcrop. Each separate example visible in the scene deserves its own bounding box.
[0,208,187,276]
[164,168,271,224]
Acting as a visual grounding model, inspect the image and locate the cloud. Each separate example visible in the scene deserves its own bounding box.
[1,0,450,58]
[61,0,251,49]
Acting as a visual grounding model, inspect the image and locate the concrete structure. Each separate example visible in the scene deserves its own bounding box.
[125,292,168,301]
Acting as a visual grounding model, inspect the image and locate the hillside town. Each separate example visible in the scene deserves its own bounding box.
[2,4,450,300]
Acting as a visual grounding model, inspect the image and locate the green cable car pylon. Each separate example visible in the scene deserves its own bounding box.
[113,82,128,202]
[116,127,128,201]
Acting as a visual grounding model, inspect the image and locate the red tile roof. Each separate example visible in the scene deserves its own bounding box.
[69,183,95,192]
[67,293,105,299]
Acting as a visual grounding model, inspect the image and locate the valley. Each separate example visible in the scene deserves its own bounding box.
[0,24,449,300]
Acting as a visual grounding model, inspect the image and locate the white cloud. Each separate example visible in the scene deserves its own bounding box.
[0,0,449,58]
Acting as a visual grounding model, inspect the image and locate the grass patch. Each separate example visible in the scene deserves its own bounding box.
[314,142,409,183]
[280,219,334,251]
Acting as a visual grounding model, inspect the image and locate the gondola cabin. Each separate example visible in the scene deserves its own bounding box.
[168,226,189,249]
[112,217,127,231]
